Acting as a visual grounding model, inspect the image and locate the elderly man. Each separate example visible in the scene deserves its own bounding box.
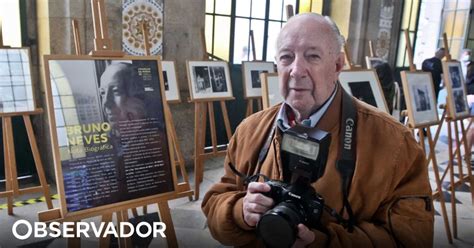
[202,13,433,247]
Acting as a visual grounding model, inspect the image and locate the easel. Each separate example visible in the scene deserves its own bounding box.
[244,30,263,117]
[344,44,355,70]
[401,30,453,243]
[192,29,234,200]
[140,21,192,201]
[38,2,192,247]
[286,5,294,19]
[368,40,375,57]
[0,24,53,215]
[438,33,474,239]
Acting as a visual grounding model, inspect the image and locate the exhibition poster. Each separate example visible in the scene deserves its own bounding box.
[46,57,174,213]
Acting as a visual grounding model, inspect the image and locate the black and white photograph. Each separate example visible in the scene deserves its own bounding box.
[400,71,438,127]
[242,61,275,98]
[210,66,227,92]
[348,81,377,107]
[413,85,431,111]
[187,61,233,100]
[449,65,462,88]
[250,70,267,88]
[161,61,181,102]
[443,61,470,120]
[339,70,388,113]
[453,89,467,113]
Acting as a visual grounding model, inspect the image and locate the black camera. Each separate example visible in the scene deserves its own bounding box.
[256,128,331,248]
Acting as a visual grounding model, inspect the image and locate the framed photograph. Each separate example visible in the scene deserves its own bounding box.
[339,70,389,113]
[0,48,36,113]
[365,56,384,69]
[161,61,181,103]
[443,61,470,120]
[242,61,275,98]
[261,73,283,109]
[400,71,439,127]
[186,61,233,101]
[43,55,177,217]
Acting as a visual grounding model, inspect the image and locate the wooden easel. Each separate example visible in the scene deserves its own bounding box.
[401,30,453,243]
[437,33,474,239]
[368,40,375,57]
[192,29,234,200]
[140,21,192,201]
[244,30,263,117]
[344,44,355,70]
[286,5,294,19]
[38,2,193,247]
[0,27,53,215]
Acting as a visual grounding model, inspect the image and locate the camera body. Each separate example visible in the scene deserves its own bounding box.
[256,129,330,248]
[263,179,325,228]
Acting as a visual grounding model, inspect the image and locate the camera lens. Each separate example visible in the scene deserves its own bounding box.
[257,202,303,248]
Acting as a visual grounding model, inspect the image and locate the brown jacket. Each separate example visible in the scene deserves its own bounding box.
[202,88,434,247]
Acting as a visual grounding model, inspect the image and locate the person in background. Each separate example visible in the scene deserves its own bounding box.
[422,48,446,100]
[373,61,396,114]
[460,48,471,79]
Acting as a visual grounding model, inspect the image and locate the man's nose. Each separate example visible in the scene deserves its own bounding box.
[289,55,308,79]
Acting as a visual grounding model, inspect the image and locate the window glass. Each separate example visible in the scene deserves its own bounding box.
[401,0,412,30]
[409,0,419,30]
[234,18,251,64]
[252,0,267,19]
[205,0,214,13]
[269,0,283,21]
[266,21,283,63]
[214,16,231,61]
[251,20,265,60]
[396,34,406,67]
[236,0,252,17]
[205,15,214,53]
[215,0,232,15]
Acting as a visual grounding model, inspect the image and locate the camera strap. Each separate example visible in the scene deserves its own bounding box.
[337,88,357,232]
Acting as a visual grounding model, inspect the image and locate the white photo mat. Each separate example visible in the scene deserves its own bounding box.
[261,73,283,109]
[339,70,389,113]
[242,61,275,98]
[161,61,180,103]
[0,47,36,113]
[186,60,233,101]
[400,71,439,127]
[443,61,470,120]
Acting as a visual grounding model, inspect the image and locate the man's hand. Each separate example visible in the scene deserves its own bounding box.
[292,224,315,248]
[242,182,274,227]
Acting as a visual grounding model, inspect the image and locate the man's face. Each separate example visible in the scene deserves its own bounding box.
[276,16,344,117]
[100,70,128,125]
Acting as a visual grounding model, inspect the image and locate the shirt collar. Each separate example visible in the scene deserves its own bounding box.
[277,84,338,131]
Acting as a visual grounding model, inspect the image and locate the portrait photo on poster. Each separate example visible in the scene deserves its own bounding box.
[161,61,181,102]
[400,71,439,127]
[339,70,389,113]
[45,57,175,214]
[187,61,233,100]
[443,61,470,119]
[242,61,275,98]
[0,48,36,113]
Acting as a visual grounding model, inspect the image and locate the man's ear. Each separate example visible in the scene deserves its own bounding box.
[335,52,345,73]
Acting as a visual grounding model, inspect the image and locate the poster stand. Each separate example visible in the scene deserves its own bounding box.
[140,21,192,201]
[286,5,294,19]
[401,30,453,243]
[0,110,54,216]
[192,29,234,200]
[0,29,53,215]
[244,30,263,117]
[38,2,192,247]
[344,44,355,70]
